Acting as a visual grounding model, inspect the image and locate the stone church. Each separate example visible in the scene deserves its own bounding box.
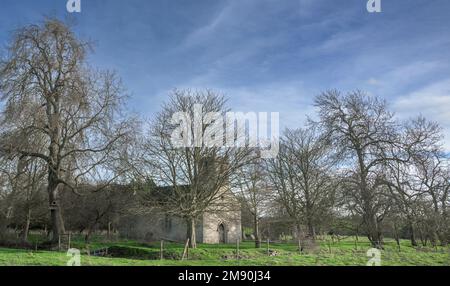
[118,157,242,244]
[118,187,242,244]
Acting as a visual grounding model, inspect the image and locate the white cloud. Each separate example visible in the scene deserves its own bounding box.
[367,77,381,86]
[223,81,316,130]
[318,31,365,53]
[388,61,443,81]
[172,77,315,130]
[393,78,450,149]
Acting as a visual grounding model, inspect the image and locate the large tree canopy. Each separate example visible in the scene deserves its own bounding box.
[0,18,134,242]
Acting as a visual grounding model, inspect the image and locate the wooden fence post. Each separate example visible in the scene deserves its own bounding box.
[58,235,61,251]
[160,240,164,260]
[181,239,190,261]
[267,239,270,256]
[236,239,240,260]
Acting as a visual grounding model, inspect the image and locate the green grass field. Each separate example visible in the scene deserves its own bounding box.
[0,236,449,266]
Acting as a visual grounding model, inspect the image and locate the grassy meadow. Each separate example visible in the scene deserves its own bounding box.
[0,235,449,266]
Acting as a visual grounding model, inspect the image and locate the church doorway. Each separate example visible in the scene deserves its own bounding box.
[218,223,227,244]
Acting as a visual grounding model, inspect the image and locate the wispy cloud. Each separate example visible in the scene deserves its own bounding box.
[394,79,450,149]
[394,79,450,122]
[0,0,449,145]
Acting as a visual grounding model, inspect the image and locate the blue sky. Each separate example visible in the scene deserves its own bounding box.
[1,0,450,145]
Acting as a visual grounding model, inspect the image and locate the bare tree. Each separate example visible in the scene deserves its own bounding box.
[140,89,253,248]
[0,158,20,241]
[0,152,49,242]
[267,126,337,243]
[62,184,137,242]
[235,159,272,248]
[383,158,421,247]
[409,129,449,246]
[0,18,133,243]
[381,117,444,246]
[15,158,47,242]
[314,90,400,248]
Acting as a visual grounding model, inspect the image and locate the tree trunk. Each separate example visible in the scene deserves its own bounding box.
[430,231,439,248]
[187,218,197,248]
[307,218,316,241]
[305,200,316,240]
[358,153,383,249]
[393,222,400,251]
[85,230,92,243]
[364,213,383,249]
[437,226,448,247]
[294,222,304,252]
[409,221,418,247]
[254,215,261,248]
[21,209,32,242]
[48,176,65,243]
[417,227,426,246]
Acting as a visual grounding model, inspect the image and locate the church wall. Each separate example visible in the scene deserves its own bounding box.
[202,210,241,244]
[117,189,241,244]
[118,212,204,243]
